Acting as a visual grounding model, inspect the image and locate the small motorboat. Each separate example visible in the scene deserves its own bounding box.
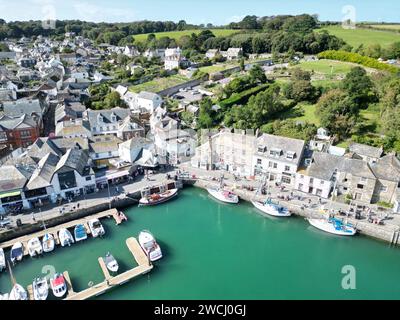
[88,219,105,238]
[0,248,5,272]
[9,284,27,300]
[207,188,239,204]
[50,273,67,298]
[115,211,128,225]
[103,252,119,273]
[58,228,75,247]
[42,233,55,253]
[32,277,49,300]
[139,188,178,206]
[10,242,24,264]
[74,224,88,242]
[252,199,291,217]
[27,237,43,257]
[308,217,357,236]
[138,230,162,262]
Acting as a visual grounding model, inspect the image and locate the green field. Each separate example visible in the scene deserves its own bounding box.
[133,29,238,42]
[296,59,356,76]
[321,26,400,48]
[366,24,400,31]
[199,63,238,74]
[129,74,188,93]
[280,102,320,126]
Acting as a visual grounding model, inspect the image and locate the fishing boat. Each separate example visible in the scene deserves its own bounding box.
[74,224,88,242]
[27,237,43,257]
[32,277,49,300]
[9,284,27,300]
[10,242,23,264]
[0,248,5,272]
[42,233,55,253]
[139,188,178,206]
[308,217,357,236]
[207,188,239,204]
[252,199,291,217]
[103,252,119,273]
[58,228,74,247]
[50,273,67,298]
[88,219,105,238]
[138,230,162,262]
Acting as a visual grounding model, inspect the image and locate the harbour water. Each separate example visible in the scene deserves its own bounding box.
[2,187,400,300]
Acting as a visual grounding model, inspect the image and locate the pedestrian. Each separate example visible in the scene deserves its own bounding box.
[77,203,80,209]
[319,197,322,204]
[32,213,36,222]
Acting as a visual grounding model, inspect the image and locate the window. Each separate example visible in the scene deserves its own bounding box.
[316,189,322,196]
[58,171,77,190]
[85,176,92,181]
[298,183,304,190]
[282,176,291,184]
[320,180,324,185]
[257,159,262,165]
[286,151,296,160]
[357,184,364,189]
[310,178,314,184]
[0,132,7,141]
[108,152,112,157]
[20,130,31,138]
[285,166,290,172]
[258,146,266,153]
[380,185,388,192]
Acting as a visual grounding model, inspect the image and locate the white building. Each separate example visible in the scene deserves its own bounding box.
[164,47,182,70]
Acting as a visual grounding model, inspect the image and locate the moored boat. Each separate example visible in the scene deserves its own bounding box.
[50,273,67,298]
[138,230,162,262]
[139,188,178,206]
[42,233,55,253]
[0,248,5,272]
[0,293,9,300]
[32,277,49,300]
[74,224,88,242]
[103,252,119,273]
[207,188,239,204]
[252,199,291,217]
[9,284,27,300]
[10,242,23,264]
[27,237,43,257]
[308,217,357,236]
[88,219,105,238]
[58,228,74,247]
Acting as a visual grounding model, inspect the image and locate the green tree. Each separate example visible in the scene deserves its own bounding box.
[197,98,215,129]
[341,66,375,106]
[104,91,126,109]
[249,64,267,84]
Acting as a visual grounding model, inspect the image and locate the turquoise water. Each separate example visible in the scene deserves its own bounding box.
[1,187,400,300]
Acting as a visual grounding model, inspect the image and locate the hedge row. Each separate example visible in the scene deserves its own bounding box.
[219,84,270,108]
[317,50,399,74]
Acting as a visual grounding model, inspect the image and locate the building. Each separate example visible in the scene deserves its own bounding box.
[164,47,182,70]
[126,91,163,114]
[55,101,86,124]
[205,49,220,59]
[309,128,334,152]
[89,135,122,164]
[118,137,154,164]
[55,119,92,139]
[222,48,243,61]
[348,142,383,164]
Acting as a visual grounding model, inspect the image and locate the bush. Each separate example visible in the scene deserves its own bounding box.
[377,201,394,209]
[219,84,269,108]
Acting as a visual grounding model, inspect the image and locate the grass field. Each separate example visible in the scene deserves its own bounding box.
[133,29,238,42]
[365,24,400,31]
[280,102,320,126]
[199,63,237,74]
[129,74,188,93]
[295,59,356,76]
[320,26,400,48]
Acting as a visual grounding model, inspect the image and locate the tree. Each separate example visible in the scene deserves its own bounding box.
[249,64,267,84]
[240,58,245,72]
[284,68,315,102]
[104,91,126,109]
[341,66,375,106]
[197,98,215,129]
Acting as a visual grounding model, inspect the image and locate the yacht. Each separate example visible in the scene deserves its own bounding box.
[207,188,239,204]
[27,237,43,257]
[50,273,67,298]
[88,219,105,238]
[58,228,74,247]
[308,217,357,236]
[0,248,5,272]
[74,224,88,242]
[139,188,178,206]
[32,277,49,300]
[42,233,55,253]
[9,284,27,300]
[138,230,162,262]
[103,252,119,273]
[10,242,24,264]
[252,199,291,217]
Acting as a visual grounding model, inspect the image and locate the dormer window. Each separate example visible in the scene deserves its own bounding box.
[97,114,103,123]
[111,113,117,122]
[258,146,266,153]
[270,148,282,157]
[286,151,296,160]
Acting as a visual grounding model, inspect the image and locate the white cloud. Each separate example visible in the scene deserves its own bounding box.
[73,2,135,22]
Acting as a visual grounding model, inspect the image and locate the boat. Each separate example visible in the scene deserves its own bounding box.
[207,188,239,204]
[42,233,55,253]
[88,219,105,238]
[252,199,291,217]
[9,284,27,301]
[138,230,163,262]
[32,277,49,300]
[115,211,128,225]
[103,252,119,273]
[10,242,23,264]
[50,273,67,298]
[308,217,357,236]
[0,293,9,300]
[0,248,5,272]
[27,237,43,257]
[58,228,75,247]
[74,224,88,242]
[139,188,178,206]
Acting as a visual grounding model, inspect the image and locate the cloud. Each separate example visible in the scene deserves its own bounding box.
[73,1,135,22]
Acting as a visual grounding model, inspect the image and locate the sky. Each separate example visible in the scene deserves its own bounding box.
[0,0,399,24]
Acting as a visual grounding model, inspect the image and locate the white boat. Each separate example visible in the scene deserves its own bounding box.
[138,230,162,262]
[9,284,27,300]
[74,224,88,242]
[0,248,5,272]
[32,277,49,300]
[58,228,74,247]
[88,219,105,238]
[308,218,357,236]
[10,242,24,264]
[0,293,9,300]
[103,252,119,273]
[50,273,67,298]
[42,233,55,253]
[207,188,239,204]
[139,189,178,206]
[252,199,292,217]
[27,237,43,257]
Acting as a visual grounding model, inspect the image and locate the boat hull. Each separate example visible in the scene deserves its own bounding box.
[139,231,163,262]
[33,278,49,301]
[59,229,75,247]
[0,249,5,272]
[252,201,291,217]
[9,284,27,301]
[74,225,88,242]
[308,219,356,236]
[139,189,178,206]
[42,234,55,253]
[207,189,239,204]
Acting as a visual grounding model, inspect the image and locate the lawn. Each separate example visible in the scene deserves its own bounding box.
[279,102,320,126]
[133,29,238,42]
[295,59,357,76]
[366,24,400,31]
[320,26,400,48]
[129,74,188,93]
[199,63,237,74]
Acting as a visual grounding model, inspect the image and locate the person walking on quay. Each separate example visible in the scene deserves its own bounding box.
[32,213,36,222]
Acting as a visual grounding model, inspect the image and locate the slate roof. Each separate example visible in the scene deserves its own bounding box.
[26,153,59,190]
[370,154,400,182]
[349,143,383,159]
[55,148,90,176]
[89,136,122,154]
[1,99,43,118]
[0,114,37,130]
[86,107,130,128]
[26,138,63,163]
[0,164,34,192]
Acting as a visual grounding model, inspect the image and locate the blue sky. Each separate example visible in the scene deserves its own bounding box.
[0,0,399,24]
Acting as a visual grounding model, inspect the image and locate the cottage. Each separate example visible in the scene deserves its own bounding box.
[55,119,92,139]
[348,142,383,164]
[164,47,182,70]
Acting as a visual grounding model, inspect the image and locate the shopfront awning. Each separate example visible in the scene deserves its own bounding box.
[0,190,21,199]
[95,170,130,183]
